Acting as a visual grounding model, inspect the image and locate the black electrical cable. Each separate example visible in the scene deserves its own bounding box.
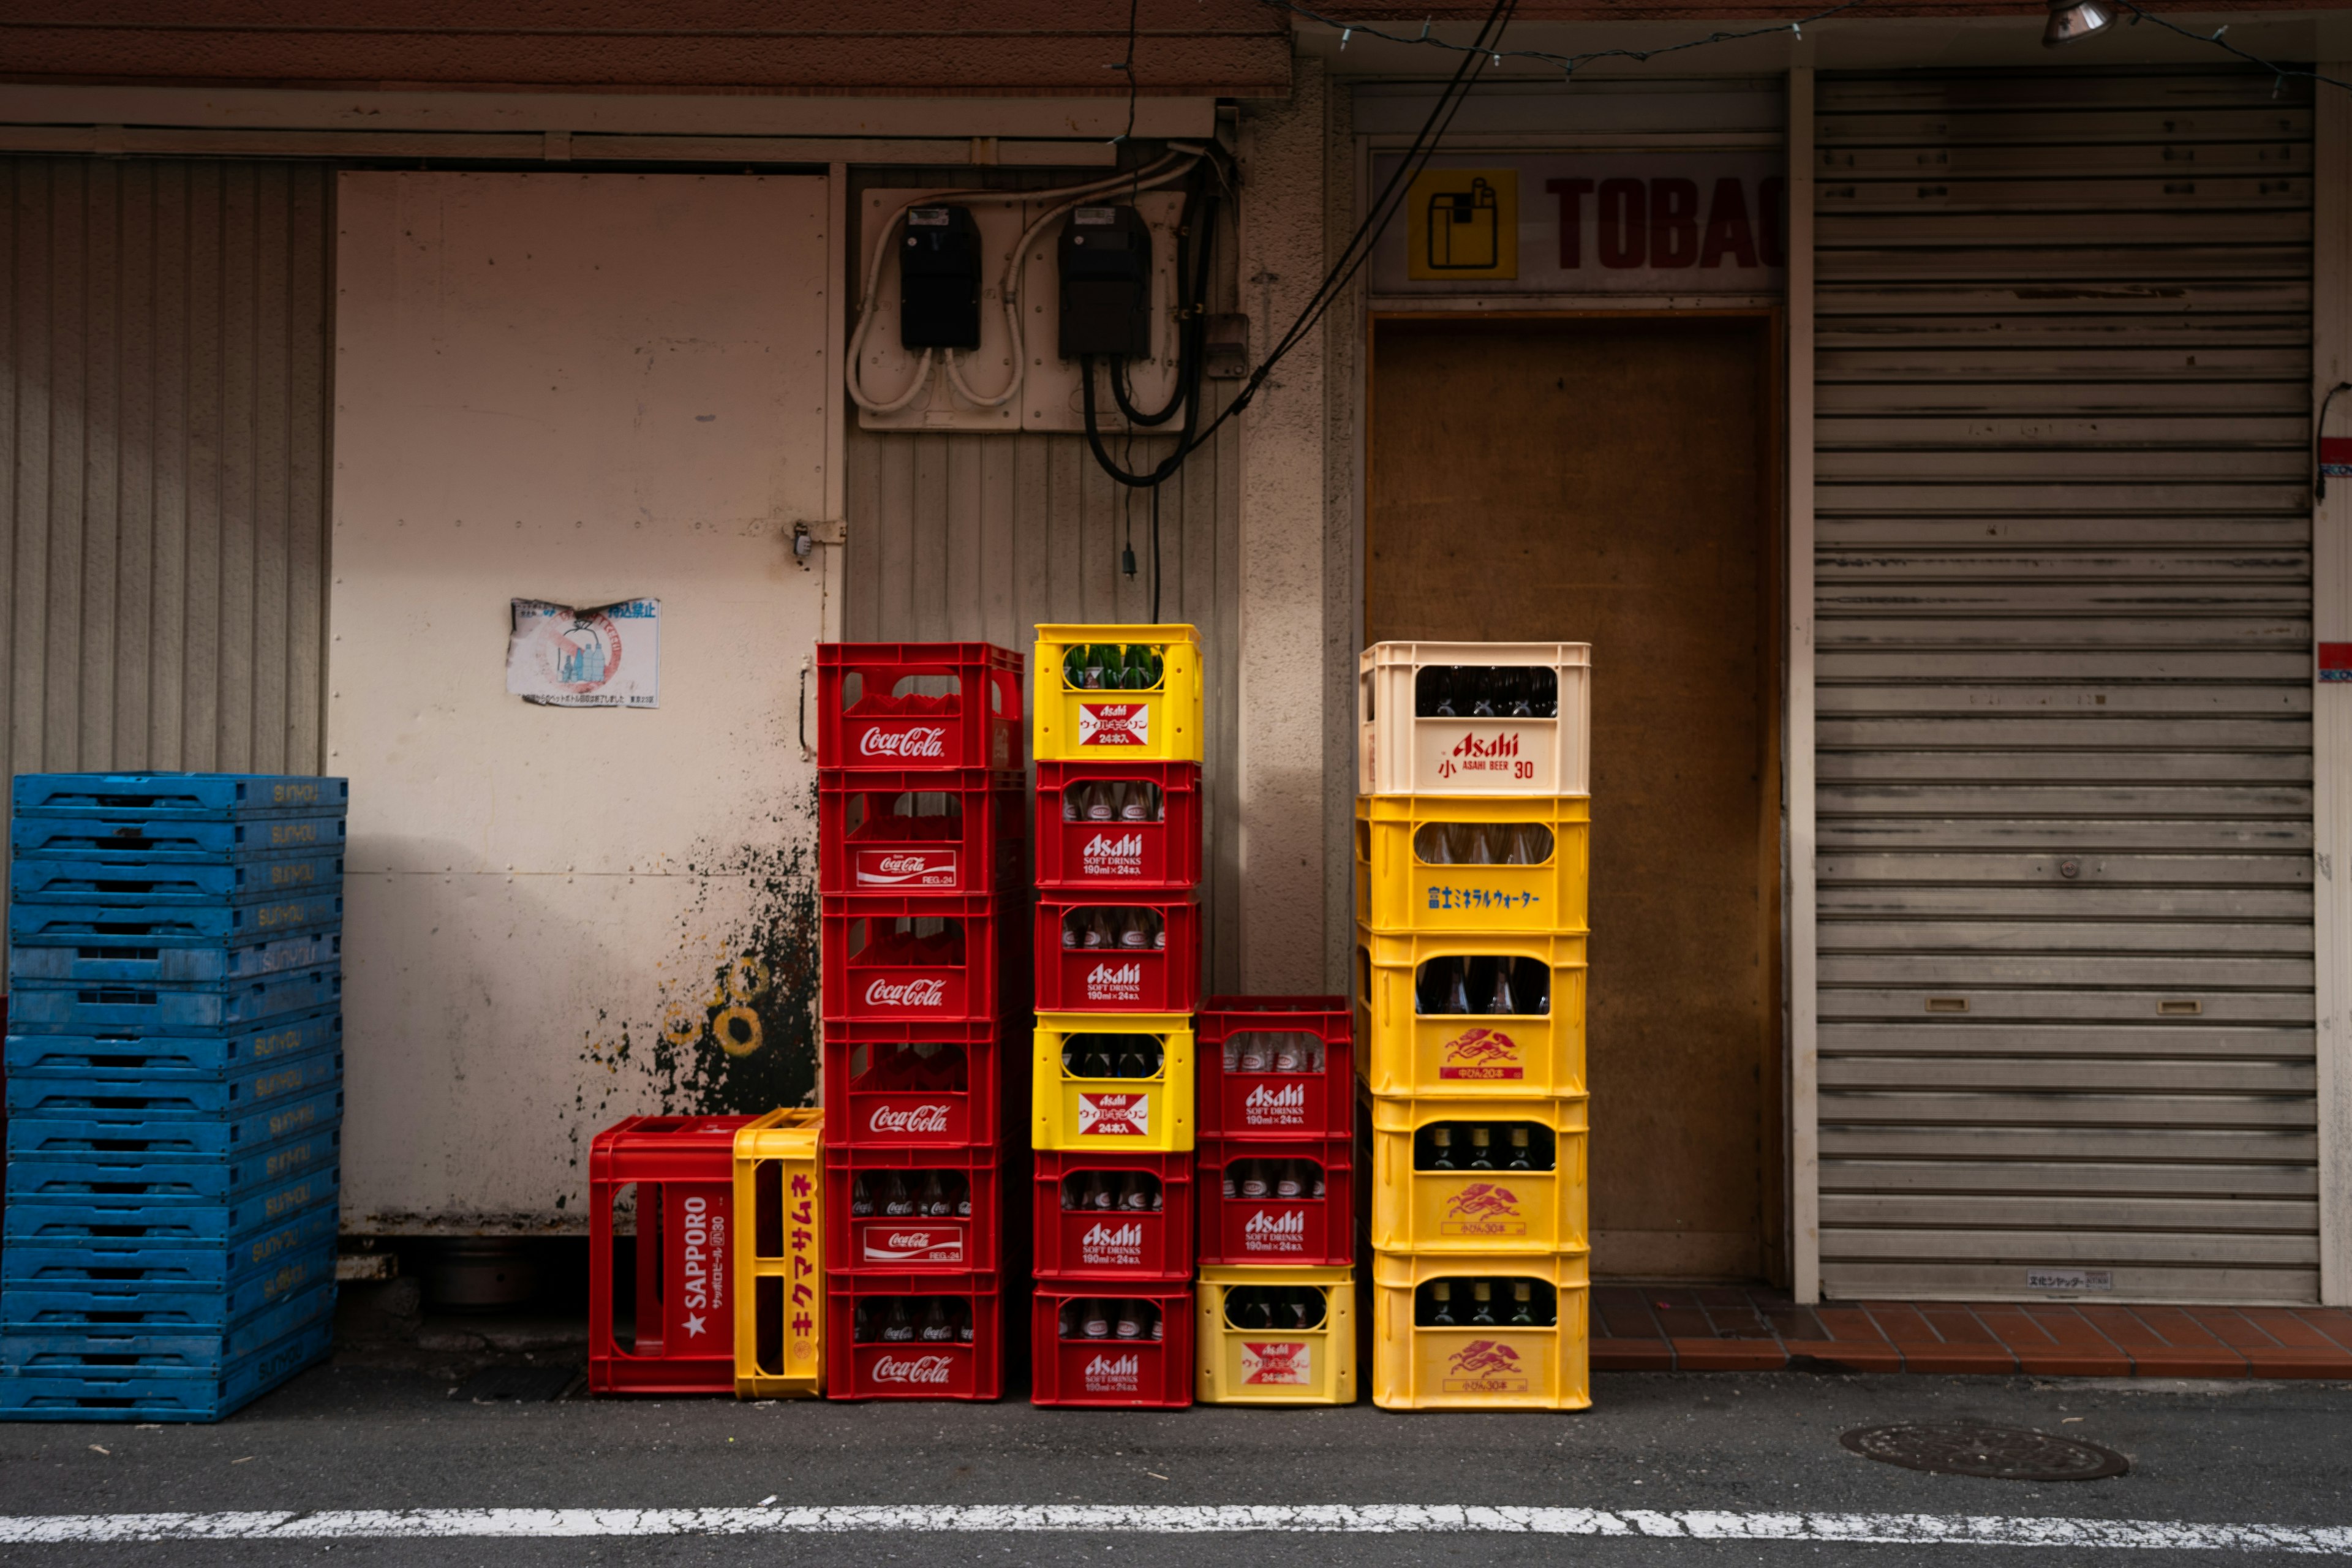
[1110,167,1216,429]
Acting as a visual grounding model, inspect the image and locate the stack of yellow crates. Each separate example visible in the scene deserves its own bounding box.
[1357,641,1593,1410]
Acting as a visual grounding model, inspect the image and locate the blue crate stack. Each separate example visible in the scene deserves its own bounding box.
[3,773,348,1422]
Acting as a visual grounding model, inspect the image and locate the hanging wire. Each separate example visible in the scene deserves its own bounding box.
[1110,0,1142,143]
[2106,1,2352,94]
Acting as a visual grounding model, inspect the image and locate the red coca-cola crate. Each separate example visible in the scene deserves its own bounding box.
[1197,1133,1356,1268]
[1033,894,1199,1014]
[1033,761,1202,891]
[1197,995,1354,1141]
[822,1019,1027,1149]
[823,892,1025,1025]
[588,1114,752,1395]
[823,1145,1001,1275]
[826,1269,1004,1401]
[1030,1286,1194,1409]
[1031,1150,1195,1282]
[818,642,1023,773]
[819,769,1026,895]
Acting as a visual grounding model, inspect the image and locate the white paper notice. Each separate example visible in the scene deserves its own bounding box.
[506,598,660,708]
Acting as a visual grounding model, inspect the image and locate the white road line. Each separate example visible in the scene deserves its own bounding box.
[0,1506,2346,1551]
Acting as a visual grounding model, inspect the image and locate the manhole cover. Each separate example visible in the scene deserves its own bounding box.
[1839,1422,2128,1481]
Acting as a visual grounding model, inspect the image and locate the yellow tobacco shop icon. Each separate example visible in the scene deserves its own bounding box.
[1408,169,1518,281]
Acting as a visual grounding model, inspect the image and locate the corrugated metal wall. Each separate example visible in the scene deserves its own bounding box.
[2,157,332,783]
[1812,72,2318,1302]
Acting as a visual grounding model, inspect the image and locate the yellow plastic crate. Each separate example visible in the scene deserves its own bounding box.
[1359,640,1590,797]
[1371,1250,1589,1411]
[1194,1265,1357,1406]
[731,1108,825,1399]
[1355,794,1590,935]
[1034,624,1204,763]
[1355,928,1588,1097]
[1033,1011,1197,1153]
[1369,1094,1588,1254]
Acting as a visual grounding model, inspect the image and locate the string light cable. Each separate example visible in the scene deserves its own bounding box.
[2106,1,2352,94]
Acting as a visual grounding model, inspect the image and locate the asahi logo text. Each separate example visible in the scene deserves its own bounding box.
[870,1353,954,1385]
[1077,1092,1149,1138]
[859,725,948,760]
[1243,1209,1308,1251]
[865,977,948,1009]
[1081,1221,1144,1251]
[1085,960,1143,1002]
[1077,703,1149,748]
[869,1102,952,1136]
[1082,1352,1141,1392]
[1080,832,1145,876]
[1241,1082,1306,1126]
[1240,1341,1310,1387]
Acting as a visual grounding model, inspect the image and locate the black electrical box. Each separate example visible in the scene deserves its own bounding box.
[899,206,982,350]
[1057,205,1152,360]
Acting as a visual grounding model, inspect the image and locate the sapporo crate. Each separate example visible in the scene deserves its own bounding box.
[1195,1265,1355,1407]
[1033,624,1203,765]
[826,1269,1004,1401]
[1028,1285,1193,1409]
[1355,928,1588,1099]
[1196,994,1352,1142]
[1354,794,1591,934]
[731,1109,825,1400]
[823,1144,1002,1276]
[818,768,1026,895]
[1033,760,1202,891]
[1196,1133,1355,1268]
[1031,1012,1196,1155]
[1368,1094,1590,1255]
[820,1019,1022,1150]
[816,642,1023,773]
[1370,1250,1590,1412]
[1033,894,1200,1015]
[1357,640,1590,796]
[589,1114,752,1396]
[1031,1149,1195,1283]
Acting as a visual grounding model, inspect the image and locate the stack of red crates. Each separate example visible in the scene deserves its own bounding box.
[1029,713,1203,1409]
[1196,998,1356,1269]
[816,643,1028,1401]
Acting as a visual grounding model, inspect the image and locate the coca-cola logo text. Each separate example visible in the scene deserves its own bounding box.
[870,1353,956,1385]
[869,1103,953,1136]
[865,977,948,1009]
[859,726,948,760]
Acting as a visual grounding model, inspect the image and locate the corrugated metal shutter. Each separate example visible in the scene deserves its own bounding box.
[2,157,331,774]
[1812,71,2318,1303]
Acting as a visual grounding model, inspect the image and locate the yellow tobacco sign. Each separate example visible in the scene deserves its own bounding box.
[1406,169,1519,281]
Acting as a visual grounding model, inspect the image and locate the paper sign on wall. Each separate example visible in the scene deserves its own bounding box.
[507,598,660,708]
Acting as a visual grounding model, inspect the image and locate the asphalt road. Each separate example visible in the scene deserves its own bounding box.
[2,1355,2348,1566]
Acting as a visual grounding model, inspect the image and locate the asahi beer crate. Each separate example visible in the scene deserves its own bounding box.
[818,768,1027,895]
[821,1019,1023,1150]
[1196,1133,1355,1268]
[1031,1150,1195,1282]
[1029,1286,1193,1409]
[823,1144,1002,1276]
[816,643,1023,773]
[1033,624,1204,765]
[1358,641,1590,797]
[1031,1012,1197,1155]
[1195,995,1352,1142]
[1033,761,1202,891]
[1370,1250,1590,1411]
[822,892,1024,1026]
[1354,795,1591,935]
[1355,929,1588,1099]
[1033,894,1200,1015]
[1195,1265,1355,1407]
[731,1109,825,1398]
[588,1115,750,1395]
[1368,1095,1589,1255]
[826,1269,1004,1401]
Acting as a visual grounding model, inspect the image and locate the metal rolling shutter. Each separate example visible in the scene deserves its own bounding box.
[1812,70,2318,1303]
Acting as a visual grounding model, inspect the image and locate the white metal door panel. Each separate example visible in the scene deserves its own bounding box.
[1812,72,2318,1303]
[331,172,831,1231]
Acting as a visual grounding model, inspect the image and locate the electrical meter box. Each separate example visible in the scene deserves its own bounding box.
[900,206,982,350]
[1058,205,1152,360]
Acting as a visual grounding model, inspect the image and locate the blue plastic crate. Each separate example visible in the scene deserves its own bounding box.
[7,1087,342,1160]
[9,851,342,906]
[6,966,341,1034]
[9,893,344,944]
[1,1285,337,1370]
[0,1242,334,1329]
[2,1204,340,1289]
[6,1008,341,1079]
[11,773,347,821]
[10,812,347,863]
[1,1125,340,1204]
[9,927,339,986]
[7,1046,341,1119]
[0,1317,333,1422]
[4,1172,337,1252]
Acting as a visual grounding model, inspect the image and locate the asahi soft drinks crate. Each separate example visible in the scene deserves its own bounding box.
[1034,894,1200,1015]
[817,643,1024,774]
[1196,1134,1355,1268]
[1030,1150,1196,1282]
[1033,625,1203,765]
[1034,760,1202,891]
[729,1109,826,1399]
[1029,1284,1193,1409]
[1195,1265,1355,1407]
[1032,1012,1197,1155]
[1357,642,1590,797]
[1196,997,1352,1142]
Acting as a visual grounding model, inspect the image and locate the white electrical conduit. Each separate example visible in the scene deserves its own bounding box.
[844,147,1207,416]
